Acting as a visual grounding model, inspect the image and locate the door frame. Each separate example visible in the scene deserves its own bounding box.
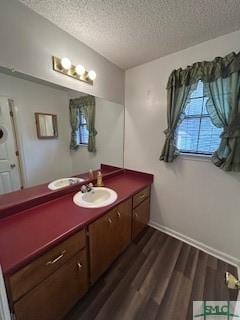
[8,99,24,189]
[0,96,25,189]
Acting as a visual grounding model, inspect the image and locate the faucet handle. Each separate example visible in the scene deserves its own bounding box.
[86,183,94,192]
[81,185,87,193]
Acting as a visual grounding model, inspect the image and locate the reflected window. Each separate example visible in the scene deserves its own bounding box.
[78,113,89,145]
[176,81,222,155]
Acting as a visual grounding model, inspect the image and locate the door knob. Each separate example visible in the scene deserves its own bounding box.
[10,164,16,169]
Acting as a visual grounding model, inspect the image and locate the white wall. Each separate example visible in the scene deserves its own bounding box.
[71,98,124,174]
[0,73,72,187]
[0,0,124,105]
[125,30,240,261]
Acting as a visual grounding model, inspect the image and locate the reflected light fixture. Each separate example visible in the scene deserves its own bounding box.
[52,56,96,85]
[75,64,85,76]
[88,70,97,80]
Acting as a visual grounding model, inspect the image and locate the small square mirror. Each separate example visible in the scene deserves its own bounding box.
[35,113,58,139]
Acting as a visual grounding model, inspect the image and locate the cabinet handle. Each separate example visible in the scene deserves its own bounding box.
[139,194,145,199]
[46,250,66,265]
[77,262,83,270]
[108,217,112,224]
[135,212,138,218]
[117,210,121,218]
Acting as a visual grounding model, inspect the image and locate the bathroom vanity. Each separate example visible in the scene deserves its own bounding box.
[0,168,153,320]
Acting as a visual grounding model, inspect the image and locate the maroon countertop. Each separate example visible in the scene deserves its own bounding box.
[0,170,153,276]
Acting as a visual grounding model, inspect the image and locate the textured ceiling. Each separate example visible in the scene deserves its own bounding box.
[20,0,240,69]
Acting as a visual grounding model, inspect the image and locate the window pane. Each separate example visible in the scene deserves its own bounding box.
[80,113,87,124]
[176,118,200,152]
[185,97,203,116]
[80,124,89,144]
[198,117,222,154]
[202,97,209,115]
[190,81,203,98]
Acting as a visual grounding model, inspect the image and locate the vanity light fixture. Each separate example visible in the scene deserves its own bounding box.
[61,57,72,70]
[75,64,85,76]
[88,70,97,80]
[52,56,96,85]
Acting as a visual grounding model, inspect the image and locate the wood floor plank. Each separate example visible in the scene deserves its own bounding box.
[66,227,238,320]
[186,251,209,320]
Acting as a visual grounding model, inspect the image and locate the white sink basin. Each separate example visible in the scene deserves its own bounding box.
[73,187,118,208]
[48,177,84,190]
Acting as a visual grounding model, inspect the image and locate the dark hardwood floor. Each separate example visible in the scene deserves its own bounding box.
[66,227,238,320]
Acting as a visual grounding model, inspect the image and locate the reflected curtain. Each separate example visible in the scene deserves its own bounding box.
[160,51,240,171]
[69,95,98,152]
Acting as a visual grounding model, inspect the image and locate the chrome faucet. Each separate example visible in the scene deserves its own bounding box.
[81,183,94,193]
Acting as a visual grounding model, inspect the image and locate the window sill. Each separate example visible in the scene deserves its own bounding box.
[178,152,212,162]
[78,144,88,148]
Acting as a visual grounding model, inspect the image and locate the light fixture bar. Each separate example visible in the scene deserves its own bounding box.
[52,56,94,85]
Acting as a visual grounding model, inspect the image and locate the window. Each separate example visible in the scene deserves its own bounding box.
[176,81,222,155]
[78,112,89,145]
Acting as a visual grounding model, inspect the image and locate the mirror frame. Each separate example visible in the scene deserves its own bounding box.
[35,112,58,139]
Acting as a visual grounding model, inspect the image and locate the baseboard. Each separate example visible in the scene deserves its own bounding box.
[149,220,240,268]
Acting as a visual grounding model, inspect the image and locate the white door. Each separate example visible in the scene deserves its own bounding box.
[0,97,21,195]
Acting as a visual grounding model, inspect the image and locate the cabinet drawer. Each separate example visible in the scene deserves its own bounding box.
[14,250,88,320]
[133,186,150,208]
[9,229,86,302]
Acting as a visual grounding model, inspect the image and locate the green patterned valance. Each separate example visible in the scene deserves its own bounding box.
[167,51,240,89]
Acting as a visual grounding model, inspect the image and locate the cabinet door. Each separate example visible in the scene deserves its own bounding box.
[88,209,116,284]
[88,198,132,284]
[114,198,132,255]
[14,250,88,320]
[132,198,150,239]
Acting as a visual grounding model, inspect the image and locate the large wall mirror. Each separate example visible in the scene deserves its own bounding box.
[0,69,124,195]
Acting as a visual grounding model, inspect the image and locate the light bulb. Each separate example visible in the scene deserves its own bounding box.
[88,70,96,80]
[61,57,71,70]
[75,65,85,76]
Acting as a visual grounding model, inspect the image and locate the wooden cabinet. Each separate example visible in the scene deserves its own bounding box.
[14,250,88,320]
[6,185,151,320]
[88,198,132,284]
[8,230,88,320]
[9,231,86,302]
[132,187,150,239]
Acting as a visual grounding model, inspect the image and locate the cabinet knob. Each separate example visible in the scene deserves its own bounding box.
[10,164,16,169]
[139,194,145,199]
[108,217,112,224]
[77,262,83,270]
[116,210,121,218]
[135,212,138,218]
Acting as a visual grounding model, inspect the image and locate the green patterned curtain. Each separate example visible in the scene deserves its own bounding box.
[69,95,98,152]
[159,83,194,162]
[69,100,81,150]
[161,51,240,171]
[204,72,240,171]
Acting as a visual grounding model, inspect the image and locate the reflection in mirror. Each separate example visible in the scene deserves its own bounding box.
[0,69,124,195]
[35,113,58,139]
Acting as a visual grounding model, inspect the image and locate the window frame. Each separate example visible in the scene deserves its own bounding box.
[176,82,222,157]
[78,112,89,146]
